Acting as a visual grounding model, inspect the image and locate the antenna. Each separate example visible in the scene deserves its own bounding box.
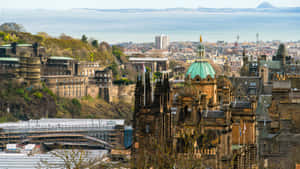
[256,33,260,57]
[235,34,240,48]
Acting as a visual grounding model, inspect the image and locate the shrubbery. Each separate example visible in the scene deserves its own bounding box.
[33,91,43,99]
[113,78,134,85]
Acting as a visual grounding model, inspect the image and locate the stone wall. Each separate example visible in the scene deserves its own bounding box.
[87,85,100,98]
[109,84,135,103]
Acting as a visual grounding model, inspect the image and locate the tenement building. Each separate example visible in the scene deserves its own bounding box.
[235,43,300,168]
[132,37,257,169]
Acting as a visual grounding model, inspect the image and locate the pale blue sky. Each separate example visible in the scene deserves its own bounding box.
[0,0,299,9]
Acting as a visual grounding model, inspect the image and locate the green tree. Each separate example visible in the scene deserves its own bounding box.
[112,45,124,62]
[81,34,88,43]
[0,22,25,32]
[91,40,98,48]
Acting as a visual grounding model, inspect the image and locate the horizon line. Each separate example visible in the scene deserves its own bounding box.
[1,5,300,10]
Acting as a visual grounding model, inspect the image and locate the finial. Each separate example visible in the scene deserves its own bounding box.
[200,35,203,43]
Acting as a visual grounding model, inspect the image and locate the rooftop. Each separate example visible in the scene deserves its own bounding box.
[0,118,125,133]
[1,44,32,47]
[186,60,216,79]
[129,57,168,62]
[49,56,74,61]
[231,101,252,108]
[0,57,19,62]
[205,110,225,118]
[259,60,281,69]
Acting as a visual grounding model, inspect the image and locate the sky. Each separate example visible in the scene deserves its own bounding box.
[0,0,300,9]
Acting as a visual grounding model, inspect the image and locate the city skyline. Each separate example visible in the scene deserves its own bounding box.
[1,0,300,9]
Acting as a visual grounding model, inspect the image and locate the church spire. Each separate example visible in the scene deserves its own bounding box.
[197,35,205,60]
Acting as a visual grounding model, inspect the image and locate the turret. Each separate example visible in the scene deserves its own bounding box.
[32,42,39,57]
[276,43,287,67]
[11,42,17,55]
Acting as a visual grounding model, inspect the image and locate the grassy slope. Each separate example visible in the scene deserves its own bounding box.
[0,79,133,122]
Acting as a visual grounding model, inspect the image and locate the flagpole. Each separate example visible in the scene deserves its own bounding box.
[151,71,153,102]
[239,126,241,146]
[239,125,241,168]
[144,63,146,106]
[243,122,246,168]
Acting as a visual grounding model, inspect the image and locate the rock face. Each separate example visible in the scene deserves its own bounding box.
[257,1,274,9]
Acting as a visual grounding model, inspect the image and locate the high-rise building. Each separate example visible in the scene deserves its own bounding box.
[155,34,169,49]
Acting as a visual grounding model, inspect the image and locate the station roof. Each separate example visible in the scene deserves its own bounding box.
[49,56,74,60]
[0,57,19,62]
[0,118,125,132]
[1,44,32,47]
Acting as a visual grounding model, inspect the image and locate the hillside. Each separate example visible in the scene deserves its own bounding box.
[257,2,274,9]
[0,78,133,122]
[0,30,115,65]
[0,24,133,122]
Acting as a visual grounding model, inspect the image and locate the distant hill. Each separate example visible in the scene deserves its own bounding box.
[257,2,275,9]
[78,5,300,14]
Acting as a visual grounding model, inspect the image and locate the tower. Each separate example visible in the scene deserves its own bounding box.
[186,36,217,108]
[132,72,172,168]
[276,43,287,68]
[198,35,205,59]
[256,32,260,57]
[155,35,169,50]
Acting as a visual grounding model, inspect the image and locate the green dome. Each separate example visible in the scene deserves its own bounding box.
[186,61,216,79]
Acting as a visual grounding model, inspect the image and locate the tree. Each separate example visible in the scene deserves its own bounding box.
[81,34,88,43]
[133,126,208,169]
[91,40,98,48]
[59,33,73,40]
[38,149,127,169]
[112,45,126,63]
[0,22,25,32]
[37,32,51,39]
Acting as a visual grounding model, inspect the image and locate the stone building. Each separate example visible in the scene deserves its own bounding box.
[0,43,106,99]
[255,62,300,168]
[0,43,45,58]
[230,76,262,100]
[0,43,45,86]
[128,57,169,73]
[41,56,76,76]
[132,37,257,169]
[93,69,113,102]
[0,57,19,78]
[42,76,99,98]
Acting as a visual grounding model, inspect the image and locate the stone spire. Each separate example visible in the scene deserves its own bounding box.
[197,35,205,60]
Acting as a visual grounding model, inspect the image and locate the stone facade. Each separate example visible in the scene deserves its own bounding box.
[132,38,257,169]
[0,43,107,99]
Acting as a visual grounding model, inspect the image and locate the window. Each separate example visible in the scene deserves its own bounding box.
[146,124,150,133]
[250,82,256,86]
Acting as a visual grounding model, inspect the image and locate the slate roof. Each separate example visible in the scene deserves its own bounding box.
[259,60,281,69]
